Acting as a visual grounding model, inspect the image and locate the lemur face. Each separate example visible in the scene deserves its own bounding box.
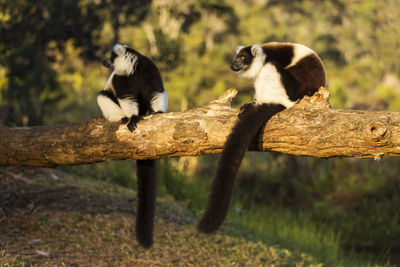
[102,51,118,68]
[102,44,138,75]
[231,45,265,79]
[231,46,253,72]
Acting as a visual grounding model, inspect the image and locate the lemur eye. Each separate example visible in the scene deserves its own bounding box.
[240,56,245,60]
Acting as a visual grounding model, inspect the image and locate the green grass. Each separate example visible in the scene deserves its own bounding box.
[158,159,209,211]
[232,206,348,266]
[157,161,348,264]
[60,160,137,189]
[58,157,399,266]
[155,158,397,266]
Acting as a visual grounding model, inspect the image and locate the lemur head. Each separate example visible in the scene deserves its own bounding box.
[231,44,265,79]
[103,44,139,75]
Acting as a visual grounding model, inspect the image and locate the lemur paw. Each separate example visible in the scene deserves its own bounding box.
[126,116,141,132]
[127,122,136,132]
[121,117,129,124]
[239,103,255,113]
[238,103,255,119]
[150,111,163,115]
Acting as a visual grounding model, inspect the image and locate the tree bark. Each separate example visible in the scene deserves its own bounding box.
[0,87,399,167]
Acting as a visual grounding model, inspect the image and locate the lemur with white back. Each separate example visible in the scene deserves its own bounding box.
[97,44,168,248]
[197,42,326,234]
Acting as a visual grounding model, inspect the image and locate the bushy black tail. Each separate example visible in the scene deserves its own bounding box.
[135,159,157,248]
[197,103,285,234]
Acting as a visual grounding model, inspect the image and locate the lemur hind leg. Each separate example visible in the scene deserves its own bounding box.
[97,91,126,122]
[118,98,140,132]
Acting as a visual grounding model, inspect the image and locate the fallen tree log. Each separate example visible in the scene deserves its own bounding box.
[0,87,399,167]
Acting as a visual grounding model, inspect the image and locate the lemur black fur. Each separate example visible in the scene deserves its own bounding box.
[197,42,326,234]
[97,44,168,248]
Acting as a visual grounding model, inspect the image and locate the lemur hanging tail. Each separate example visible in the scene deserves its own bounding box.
[197,103,285,234]
[135,159,157,248]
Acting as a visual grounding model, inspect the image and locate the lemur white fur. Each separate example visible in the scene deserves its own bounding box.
[113,44,138,76]
[254,63,295,108]
[118,98,139,118]
[103,70,115,91]
[286,43,313,68]
[97,93,126,122]
[151,91,168,113]
[97,70,122,122]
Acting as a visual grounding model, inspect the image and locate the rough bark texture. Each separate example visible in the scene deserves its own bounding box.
[0,87,399,167]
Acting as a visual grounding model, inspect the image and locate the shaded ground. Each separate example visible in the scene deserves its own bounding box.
[0,167,320,266]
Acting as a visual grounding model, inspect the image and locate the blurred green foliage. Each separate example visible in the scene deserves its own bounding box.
[2,0,400,125]
[2,0,400,265]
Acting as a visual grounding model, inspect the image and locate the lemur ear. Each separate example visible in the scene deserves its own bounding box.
[251,45,262,57]
[235,45,244,55]
[113,43,127,56]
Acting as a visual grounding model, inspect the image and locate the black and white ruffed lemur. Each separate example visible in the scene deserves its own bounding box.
[197,42,326,234]
[97,44,168,248]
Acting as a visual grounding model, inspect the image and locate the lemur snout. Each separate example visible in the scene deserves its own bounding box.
[102,59,112,68]
[230,61,241,71]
